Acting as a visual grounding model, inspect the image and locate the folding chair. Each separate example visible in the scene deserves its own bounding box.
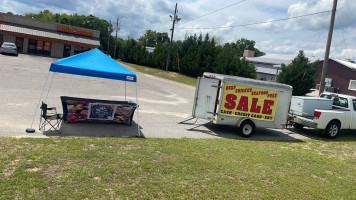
[39,102,63,133]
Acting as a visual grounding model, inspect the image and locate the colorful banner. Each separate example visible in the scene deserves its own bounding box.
[88,103,115,120]
[219,83,279,121]
[60,96,137,125]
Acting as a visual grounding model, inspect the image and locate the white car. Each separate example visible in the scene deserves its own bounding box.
[0,42,18,56]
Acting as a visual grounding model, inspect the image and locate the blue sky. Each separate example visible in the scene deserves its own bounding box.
[1,0,355,60]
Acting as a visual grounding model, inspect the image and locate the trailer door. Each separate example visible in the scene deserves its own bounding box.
[192,77,220,120]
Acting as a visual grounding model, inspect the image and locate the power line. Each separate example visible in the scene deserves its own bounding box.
[179,0,247,25]
[114,17,119,59]
[155,26,172,33]
[176,10,330,30]
[166,3,180,72]
[107,20,111,54]
[156,0,247,33]
[336,11,352,60]
[312,12,330,58]
[319,0,337,96]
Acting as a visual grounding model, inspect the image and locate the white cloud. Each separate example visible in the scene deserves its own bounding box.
[339,49,356,60]
[250,18,278,31]
[0,0,355,60]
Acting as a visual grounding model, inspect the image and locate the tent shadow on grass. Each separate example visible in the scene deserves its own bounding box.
[42,122,144,138]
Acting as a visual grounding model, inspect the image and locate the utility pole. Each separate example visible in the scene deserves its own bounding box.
[114,17,119,59]
[107,20,111,55]
[165,3,180,72]
[319,0,338,96]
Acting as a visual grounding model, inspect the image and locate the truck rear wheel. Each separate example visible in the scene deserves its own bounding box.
[239,120,255,137]
[324,121,340,139]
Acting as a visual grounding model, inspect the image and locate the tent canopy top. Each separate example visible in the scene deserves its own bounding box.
[49,49,136,82]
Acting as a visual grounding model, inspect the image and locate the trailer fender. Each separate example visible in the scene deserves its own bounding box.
[235,118,250,127]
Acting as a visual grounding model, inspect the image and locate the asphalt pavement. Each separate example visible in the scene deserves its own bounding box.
[1,53,355,140]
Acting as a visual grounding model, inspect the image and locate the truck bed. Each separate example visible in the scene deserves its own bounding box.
[290,96,333,117]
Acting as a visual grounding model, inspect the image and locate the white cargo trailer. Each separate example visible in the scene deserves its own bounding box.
[178,72,293,137]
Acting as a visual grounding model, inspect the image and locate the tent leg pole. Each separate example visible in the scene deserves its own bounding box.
[44,72,55,103]
[26,71,51,133]
[135,81,140,137]
[125,81,127,101]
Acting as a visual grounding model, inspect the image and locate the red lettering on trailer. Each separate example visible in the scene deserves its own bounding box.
[236,96,248,112]
[224,94,236,109]
[250,98,261,113]
[262,100,274,114]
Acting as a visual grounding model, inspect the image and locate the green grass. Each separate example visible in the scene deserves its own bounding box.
[1,138,355,199]
[119,61,197,86]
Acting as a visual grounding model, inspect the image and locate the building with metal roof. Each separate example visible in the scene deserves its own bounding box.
[245,54,293,82]
[0,12,100,58]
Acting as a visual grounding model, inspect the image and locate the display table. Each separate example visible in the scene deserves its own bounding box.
[60,96,137,125]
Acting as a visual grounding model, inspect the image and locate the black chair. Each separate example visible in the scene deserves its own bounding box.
[39,102,63,133]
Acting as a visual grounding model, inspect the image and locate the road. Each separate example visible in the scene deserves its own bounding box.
[1,53,354,140]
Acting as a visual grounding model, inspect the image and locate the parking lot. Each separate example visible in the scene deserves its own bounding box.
[1,53,355,140]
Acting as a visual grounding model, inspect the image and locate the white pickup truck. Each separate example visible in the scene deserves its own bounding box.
[291,93,356,138]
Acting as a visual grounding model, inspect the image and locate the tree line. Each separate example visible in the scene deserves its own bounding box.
[116,30,264,78]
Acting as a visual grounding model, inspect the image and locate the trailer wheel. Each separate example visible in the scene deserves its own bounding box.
[239,120,255,137]
[293,123,304,129]
[324,121,340,139]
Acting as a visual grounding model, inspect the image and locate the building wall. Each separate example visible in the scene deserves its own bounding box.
[70,45,75,56]
[254,63,279,82]
[23,38,28,52]
[50,42,64,57]
[0,31,3,44]
[315,59,356,96]
[3,32,15,43]
[257,73,276,81]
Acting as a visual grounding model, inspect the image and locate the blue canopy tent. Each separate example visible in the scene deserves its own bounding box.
[26,49,140,136]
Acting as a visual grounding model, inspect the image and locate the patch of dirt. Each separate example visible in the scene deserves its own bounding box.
[43,165,64,179]
[26,167,41,172]
[3,160,20,178]
[167,73,178,78]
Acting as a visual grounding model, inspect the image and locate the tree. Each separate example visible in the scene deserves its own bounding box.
[227,38,265,57]
[234,57,257,79]
[212,45,256,79]
[276,50,318,96]
[138,30,169,47]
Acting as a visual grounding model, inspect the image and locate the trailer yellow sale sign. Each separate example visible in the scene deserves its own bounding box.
[219,83,279,121]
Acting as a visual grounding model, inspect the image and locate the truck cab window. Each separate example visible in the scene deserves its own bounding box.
[353,100,356,111]
[338,97,348,108]
[320,94,348,108]
[320,94,332,99]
